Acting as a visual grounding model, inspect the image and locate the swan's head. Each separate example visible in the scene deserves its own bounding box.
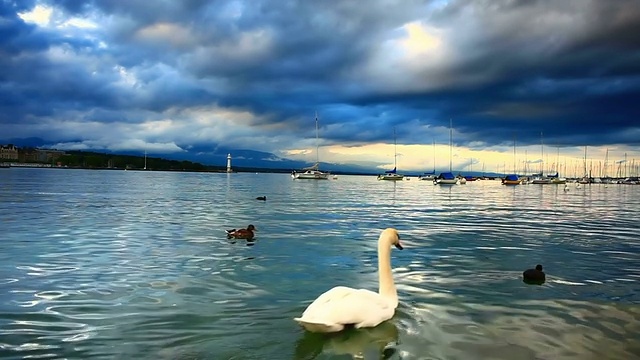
[380,228,403,250]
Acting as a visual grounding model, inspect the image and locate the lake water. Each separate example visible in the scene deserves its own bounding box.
[1,168,639,359]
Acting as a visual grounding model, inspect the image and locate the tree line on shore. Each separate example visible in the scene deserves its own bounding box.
[56,150,292,173]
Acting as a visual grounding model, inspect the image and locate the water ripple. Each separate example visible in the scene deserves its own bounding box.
[1,170,639,359]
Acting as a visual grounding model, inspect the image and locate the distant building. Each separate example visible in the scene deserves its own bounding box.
[37,149,65,162]
[0,144,19,160]
[18,148,39,162]
[227,153,232,173]
[9,147,66,163]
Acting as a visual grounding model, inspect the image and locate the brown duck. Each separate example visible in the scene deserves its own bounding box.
[225,224,257,239]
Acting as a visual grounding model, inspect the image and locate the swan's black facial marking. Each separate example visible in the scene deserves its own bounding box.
[395,235,403,250]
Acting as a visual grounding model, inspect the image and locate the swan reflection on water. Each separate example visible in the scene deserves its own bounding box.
[294,320,399,359]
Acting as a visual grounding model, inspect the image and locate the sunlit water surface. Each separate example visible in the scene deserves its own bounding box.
[1,169,639,359]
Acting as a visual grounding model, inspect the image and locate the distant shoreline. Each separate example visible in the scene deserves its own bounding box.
[0,162,382,176]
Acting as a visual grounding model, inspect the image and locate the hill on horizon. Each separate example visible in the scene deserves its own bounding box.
[1,137,381,175]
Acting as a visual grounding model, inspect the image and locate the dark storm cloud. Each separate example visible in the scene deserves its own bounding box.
[1,0,639,158]
[413,0,640,147]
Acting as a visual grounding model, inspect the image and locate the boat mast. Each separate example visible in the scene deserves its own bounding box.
[540,132,544,175]
[394,126,397,169]
[583,146,587,177]
[604,148,609,178]
[625,152,628,177]
[513,136,516,174]
[144,150,147,170]
[449,119,452,172]
[432,139,436,173]
[315,112,319,165]
[556,146,560,176]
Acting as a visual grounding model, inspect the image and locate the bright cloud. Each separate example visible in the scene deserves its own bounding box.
[18,5,52,26]
[3,0,639,173]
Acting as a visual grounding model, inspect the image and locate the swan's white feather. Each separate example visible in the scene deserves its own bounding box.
[294,285,394,332]
[294,228,402,333]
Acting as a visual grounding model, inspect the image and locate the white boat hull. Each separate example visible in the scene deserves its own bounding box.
[531,177,552,184]
[419,175,436,181]
[292,170,330,180]
[378,174,404,181]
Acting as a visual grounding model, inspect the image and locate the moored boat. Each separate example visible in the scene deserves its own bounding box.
[292,113,331,180]
[418,170,436,181]
[502,174,521,185]
[437,119,459,185]
[378,168,404,181]
[292,163,330,180]
[378,128,404,181]
[436,172,458,185]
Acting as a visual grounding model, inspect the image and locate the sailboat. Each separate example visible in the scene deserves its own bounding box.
[601,148,614,184]
[436,119,458,185]
[578,146,590,184]
[531,132,551,184]
[377,127,404,180]
[419,139,437,181]
[292,113,331,180]
[550,146,566,184]
[502,137,521,185]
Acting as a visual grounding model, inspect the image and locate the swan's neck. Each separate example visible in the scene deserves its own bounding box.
[377,242,397,308]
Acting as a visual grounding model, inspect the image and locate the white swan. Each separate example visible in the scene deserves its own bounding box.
[294,228,404,333]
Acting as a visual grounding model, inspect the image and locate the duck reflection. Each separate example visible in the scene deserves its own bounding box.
[227,238,257,247]
[294,320,399,359]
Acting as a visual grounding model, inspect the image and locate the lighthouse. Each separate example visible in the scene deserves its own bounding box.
[226,153,232,173]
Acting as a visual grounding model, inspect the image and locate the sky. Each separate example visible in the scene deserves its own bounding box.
[2,0,639,174]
